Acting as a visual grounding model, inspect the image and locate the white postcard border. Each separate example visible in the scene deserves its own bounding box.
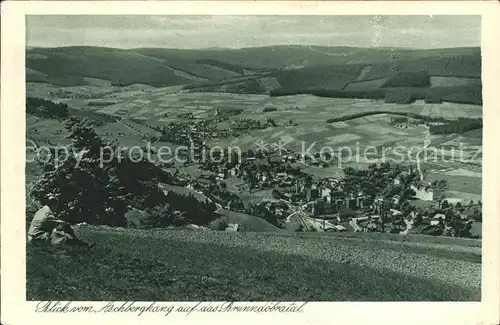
[1,2,499,325]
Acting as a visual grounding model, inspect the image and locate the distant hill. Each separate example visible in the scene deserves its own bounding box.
[184,47,481,104]
[137,45,480,70]
[26,45,482,104]
[26,47,196,87]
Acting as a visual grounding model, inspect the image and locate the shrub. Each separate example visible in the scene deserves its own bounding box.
[263,107,277,112]
[209,218,229,231]
[87,101,117,107]
[471,208,482,222]
[145,204,189,228]
[270,84,481,105]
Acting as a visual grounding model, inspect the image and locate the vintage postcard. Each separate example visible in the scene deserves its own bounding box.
[1,1,499,325]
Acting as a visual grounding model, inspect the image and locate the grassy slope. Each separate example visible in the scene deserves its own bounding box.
[27,226,481,301]
[215,208,281,232]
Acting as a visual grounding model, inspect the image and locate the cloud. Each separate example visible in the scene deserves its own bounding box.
[26,15,480,49]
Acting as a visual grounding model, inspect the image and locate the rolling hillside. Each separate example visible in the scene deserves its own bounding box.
[139,45,481,70]
[27,47,196,87]
[27,226,481,301]
[26,45,482,104]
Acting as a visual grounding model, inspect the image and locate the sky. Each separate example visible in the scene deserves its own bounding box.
[26,15,480,49]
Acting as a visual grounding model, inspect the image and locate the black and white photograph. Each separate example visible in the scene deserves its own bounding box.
[22,14,485,302]
[3,4,500,322]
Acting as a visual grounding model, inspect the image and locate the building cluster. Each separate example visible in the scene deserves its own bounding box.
[170,123,478,237]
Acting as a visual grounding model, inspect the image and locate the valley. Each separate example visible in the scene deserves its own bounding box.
[25,43,483,301]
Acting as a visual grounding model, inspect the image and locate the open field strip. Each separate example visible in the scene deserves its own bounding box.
[445,190,482,202]
[443,168,482,178]
[154,109,170,116]
[26,226,479,301]
[80,93,483,126]
[330,121,351,129]
[454,106,469,118]
[426,173,481,194]
[355,124,409,136]
[325,134,363,145]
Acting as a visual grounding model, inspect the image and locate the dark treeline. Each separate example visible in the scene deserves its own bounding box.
[270,88,386,100]
[186,78,267,95]
[27,96,118,126]
[269,85,482,105]
[163,190,217,226]
[26,97,69,119]
[325,111,435,124]
[325,110,482,134]
[194,59,246,74]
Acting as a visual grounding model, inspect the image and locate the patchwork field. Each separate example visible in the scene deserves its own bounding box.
[27,87,483,188]
[28,81,483,121]
[23,42,484,304]
[25,86,483,302]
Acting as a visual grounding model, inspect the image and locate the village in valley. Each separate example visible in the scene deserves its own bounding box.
[162,122,480,237]
[26,86,483,238]
[23,15,483,302]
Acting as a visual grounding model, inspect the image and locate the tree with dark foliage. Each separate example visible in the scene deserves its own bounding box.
[27,97,69,120]
[30,118,180,227]
[31,118,127,226]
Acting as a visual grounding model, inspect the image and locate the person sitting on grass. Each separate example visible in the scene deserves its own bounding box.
[28,198,94,248]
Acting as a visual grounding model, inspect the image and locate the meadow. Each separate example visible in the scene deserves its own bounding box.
[27,226,481,301]
[24,45,484,302]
